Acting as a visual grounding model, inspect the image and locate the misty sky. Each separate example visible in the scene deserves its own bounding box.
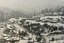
[0,0,64,12]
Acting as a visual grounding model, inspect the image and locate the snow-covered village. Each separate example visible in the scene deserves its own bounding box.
[0,0,64,43]
[0,15,64,43]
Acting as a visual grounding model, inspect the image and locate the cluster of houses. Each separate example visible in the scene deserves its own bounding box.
[40,16,64,23]
[0,16,64,43]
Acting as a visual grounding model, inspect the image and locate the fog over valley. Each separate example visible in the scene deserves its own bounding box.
[0,0,64,13]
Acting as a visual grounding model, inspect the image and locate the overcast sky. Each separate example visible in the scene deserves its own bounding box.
[0,0,64,12]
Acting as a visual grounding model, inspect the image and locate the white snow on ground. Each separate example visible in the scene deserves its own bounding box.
[13,24,25,32]
[48,22,64,27]
[50,40,64,43]
[9,18,17,23]
[40,16,64,27]
[0,27,5,39]
[2,17,64,43]
[13,23,37,43]
[40,16,64,20]
[7,24,13,29]
[18,40,28,43]
[42,22,64,27]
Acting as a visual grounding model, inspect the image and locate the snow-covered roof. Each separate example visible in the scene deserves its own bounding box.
[7,24,14,29]
[18,40,28,43]
[9,18,17,22]
[18,17,26,21]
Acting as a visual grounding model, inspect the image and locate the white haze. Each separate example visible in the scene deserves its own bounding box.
[0,0,64,12]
